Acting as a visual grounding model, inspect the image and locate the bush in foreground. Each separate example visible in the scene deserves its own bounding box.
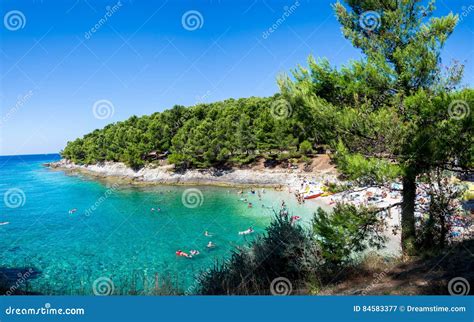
[198,204,390,295]
[197,214,321,295]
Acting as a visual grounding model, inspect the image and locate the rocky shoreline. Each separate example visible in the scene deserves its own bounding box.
[46,159,337,188]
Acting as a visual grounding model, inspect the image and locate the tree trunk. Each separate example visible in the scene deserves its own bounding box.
[401,170,417,255]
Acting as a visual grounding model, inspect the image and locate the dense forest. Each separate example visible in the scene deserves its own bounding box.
[62,95,319,169]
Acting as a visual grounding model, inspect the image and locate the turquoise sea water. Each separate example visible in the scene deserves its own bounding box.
[0,154,318,295]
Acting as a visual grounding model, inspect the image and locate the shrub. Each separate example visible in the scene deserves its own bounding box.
[198,214,321,295]
[299,140,313,155]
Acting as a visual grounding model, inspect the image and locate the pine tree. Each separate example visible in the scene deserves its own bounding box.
[280,0,473,254]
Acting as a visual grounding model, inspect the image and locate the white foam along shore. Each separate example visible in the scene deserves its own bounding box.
[46,159,338,189]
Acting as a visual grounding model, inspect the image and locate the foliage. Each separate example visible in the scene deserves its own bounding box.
[417,170,468,251]
[324,181,350,194]
[198,205,391,294]
[299,140,313,155]
[313,204,387,265]
[280,0,473,254]
[198,214,321,295]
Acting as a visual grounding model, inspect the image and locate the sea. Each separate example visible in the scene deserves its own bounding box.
[0,154,320,295]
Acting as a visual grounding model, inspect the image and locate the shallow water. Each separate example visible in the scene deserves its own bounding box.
[0,154,320,295]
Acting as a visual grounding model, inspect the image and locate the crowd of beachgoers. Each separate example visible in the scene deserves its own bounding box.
[287,177,473,244]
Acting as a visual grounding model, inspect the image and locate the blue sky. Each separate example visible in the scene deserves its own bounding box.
[1,0,473,155]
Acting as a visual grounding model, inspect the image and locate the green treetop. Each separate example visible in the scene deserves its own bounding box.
[279,0,473,254]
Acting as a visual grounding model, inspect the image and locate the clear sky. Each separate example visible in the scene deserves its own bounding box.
[1,0,473,155]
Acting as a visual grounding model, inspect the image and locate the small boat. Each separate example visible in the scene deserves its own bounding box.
[302,183,324,200]
[0,222,10,226]
[303,191,324,199]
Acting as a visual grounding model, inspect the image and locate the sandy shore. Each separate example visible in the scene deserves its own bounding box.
[46,159,337,189]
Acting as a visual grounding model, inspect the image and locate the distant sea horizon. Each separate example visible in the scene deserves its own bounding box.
[0,153,61,158]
